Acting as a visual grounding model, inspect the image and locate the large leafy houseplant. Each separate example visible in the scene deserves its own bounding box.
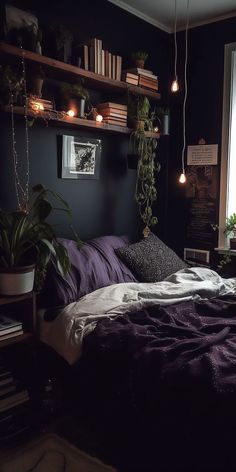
[0,184,82,294]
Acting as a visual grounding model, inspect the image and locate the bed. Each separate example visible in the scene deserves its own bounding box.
[38,233,236,472]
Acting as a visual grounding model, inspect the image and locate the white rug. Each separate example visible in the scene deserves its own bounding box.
[1,433,117,472]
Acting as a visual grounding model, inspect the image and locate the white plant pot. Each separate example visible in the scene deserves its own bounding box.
[0,265,35,296]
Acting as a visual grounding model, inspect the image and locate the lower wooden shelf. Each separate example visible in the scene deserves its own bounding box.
[0,332,33,349]
[4,106,161,139]
[4,106,132,135]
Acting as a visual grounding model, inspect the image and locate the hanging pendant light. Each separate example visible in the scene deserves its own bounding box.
[179,0,190,184]
[171,0,179,93]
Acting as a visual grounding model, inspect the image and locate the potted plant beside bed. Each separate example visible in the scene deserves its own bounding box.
[0,184,80,296]
[225,213,236,250]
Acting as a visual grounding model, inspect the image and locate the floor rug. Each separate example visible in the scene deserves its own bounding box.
[1,433,117,472]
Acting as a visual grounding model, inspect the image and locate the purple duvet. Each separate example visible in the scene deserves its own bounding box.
[77,294,236,471]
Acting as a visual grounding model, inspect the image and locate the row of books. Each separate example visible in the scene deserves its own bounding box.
[122,67,158,91]
[0,314,23,342]
[78,38,122,81]
[97,102,127,127]
[0,364,30,439]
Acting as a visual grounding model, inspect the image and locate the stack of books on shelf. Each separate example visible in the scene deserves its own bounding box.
[78,38,122,80]
[121,71,139,85]
[0,363,30,439]
[97,102,127,127]
[122,68,158,90]
[27,96,54,111]
[0,314,23,343]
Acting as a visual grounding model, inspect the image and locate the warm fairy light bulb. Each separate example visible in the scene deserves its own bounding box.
[67,109,75,117]
[31,101,44,111]
[171,79,179,92]
[96,114,103,123]
[179,171,187,184]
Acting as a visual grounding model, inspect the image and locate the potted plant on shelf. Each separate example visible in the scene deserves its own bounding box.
[128,95,150,131]
[132,51,149,69]
[155,107,170,135]
[0,184,82,296]
[60,82,89,118]
[47,23,73,63]
[28,65,45,98]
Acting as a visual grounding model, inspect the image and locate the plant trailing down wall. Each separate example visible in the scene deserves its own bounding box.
[132,129,160,236]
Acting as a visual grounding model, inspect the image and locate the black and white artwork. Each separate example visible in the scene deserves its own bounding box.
[61,135,101,179]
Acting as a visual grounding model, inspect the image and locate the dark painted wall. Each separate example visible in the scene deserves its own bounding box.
[0,0,171,242]
[167,16,236,261]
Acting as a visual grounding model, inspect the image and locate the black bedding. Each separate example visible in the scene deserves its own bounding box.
[75,294,236,472]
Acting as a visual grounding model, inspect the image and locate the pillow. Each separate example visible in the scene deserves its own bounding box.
[115,232,187,283]
[41,235,137,307]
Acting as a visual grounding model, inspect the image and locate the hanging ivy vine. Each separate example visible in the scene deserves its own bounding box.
[131,129,160,235]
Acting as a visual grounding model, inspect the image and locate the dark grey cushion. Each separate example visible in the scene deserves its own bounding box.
[115,232,187,282]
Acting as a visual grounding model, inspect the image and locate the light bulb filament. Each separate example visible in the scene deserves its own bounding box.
[179,171,187,184]
[171,79,179,92]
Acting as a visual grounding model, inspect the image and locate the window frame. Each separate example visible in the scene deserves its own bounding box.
[219,42,236,248]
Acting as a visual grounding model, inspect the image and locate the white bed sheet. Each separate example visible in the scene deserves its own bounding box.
[39,267,236,365]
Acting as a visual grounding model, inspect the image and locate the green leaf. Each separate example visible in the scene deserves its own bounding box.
[37,199,53,221]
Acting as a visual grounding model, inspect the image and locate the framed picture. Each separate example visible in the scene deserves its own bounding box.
[61,135,101,180]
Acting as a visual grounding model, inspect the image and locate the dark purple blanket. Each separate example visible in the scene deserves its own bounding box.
[78,294,236,471]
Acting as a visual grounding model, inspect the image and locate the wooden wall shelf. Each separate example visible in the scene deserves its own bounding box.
[0,42,161,101]
[4,107,161,138]
[4,106,132,135]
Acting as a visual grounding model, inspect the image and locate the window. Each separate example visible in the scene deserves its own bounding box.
[219,42,236,247]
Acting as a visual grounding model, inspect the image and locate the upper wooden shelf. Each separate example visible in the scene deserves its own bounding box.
[0,42,161,101]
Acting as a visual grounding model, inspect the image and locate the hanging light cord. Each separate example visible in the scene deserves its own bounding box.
[174,0,178,81]
[181,0,190,175]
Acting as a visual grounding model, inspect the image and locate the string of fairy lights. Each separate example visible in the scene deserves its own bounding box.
[9,48,104,211]
[10,47,30,211]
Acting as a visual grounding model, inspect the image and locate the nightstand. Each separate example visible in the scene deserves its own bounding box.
[0,292,36,349]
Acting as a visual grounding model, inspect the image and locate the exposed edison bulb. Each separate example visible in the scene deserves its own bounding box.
[96,114,103,123]
[171,79,179,93]
[67,109,75,117]
[179,171,187,184]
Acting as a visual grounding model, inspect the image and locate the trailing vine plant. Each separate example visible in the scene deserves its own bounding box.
[131,128,160,236]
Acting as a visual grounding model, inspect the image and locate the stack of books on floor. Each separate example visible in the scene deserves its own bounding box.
[97,102,127,127]
[0,363,30,440]
[122,68,158,90]
[0,314,23,343]
[77,38,122,80]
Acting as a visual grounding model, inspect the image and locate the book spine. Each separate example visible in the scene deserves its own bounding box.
[108,53,112,79]
[89,45,95,72]
[97,39,102,75]
[112,55,116,80]
[116,55,122,81]
[101,49,105,76]
[84,45,89,70]
[105,50,109,77]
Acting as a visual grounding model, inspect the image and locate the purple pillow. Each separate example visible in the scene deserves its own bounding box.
[43,235,137,307]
